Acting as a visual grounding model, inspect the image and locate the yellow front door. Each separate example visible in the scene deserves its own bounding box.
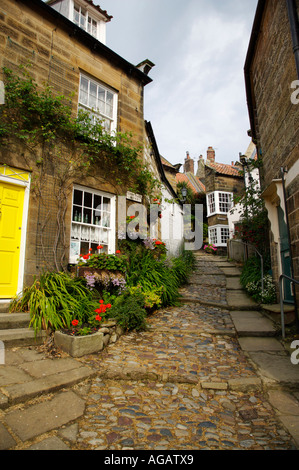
[0,182,25,298]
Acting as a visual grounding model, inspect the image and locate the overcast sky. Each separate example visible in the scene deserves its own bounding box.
[97,0,258,169]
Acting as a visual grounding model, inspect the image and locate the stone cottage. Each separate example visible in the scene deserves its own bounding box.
[203,147,244,251]
[0,0,157,299]
[244,0,299,307]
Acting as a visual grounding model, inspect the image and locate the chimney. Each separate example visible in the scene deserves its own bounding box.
[184,151,194,174]
[196,155,205,180]
[207,146,215,163]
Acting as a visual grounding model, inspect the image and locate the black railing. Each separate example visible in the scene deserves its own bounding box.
[279,274,299,339]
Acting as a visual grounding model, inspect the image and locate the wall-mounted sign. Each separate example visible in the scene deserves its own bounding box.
[126,191,142,203]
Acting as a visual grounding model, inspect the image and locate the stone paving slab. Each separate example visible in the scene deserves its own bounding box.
[219,267,242,276]
[3,366,95,405]
[0,422,17,450]
[4,391,85,442]
[248,352,299,388]
[227,290,261,310]
[27,436,71,450]
[238,337,285,352]
[0,349,96,408]
[226,277,242,290]
[230,311,277,337]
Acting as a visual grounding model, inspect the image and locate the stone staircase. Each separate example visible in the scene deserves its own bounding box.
[0,302,46,348]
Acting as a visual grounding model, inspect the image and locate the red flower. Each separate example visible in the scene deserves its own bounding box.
[95,315,102,322]
[97,245,103,250]
[88,248,92,252]
[71,319,79,326]
[116,250,121,254]
[106,303,112,309]
[129,215,136,219]
[99,300,104,304]
[82,254,89,260]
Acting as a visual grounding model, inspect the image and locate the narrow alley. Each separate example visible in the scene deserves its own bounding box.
[1,252,299,451]
[74,252,298,450]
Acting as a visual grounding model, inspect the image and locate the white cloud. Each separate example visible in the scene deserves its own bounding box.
[99,0,258,167]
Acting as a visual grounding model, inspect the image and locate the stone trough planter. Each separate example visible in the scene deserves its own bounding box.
[54,321,123,358]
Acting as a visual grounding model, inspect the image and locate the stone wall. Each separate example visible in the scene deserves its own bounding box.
[0,0,148,288]
[248,0,299,298]
[251,0,298,188]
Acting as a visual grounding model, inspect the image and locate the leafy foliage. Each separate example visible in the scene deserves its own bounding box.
[232,158,269,253]
[240,255,276,304]
[10,272,100,333]
[78,253,128,272]
[109,289,148,332]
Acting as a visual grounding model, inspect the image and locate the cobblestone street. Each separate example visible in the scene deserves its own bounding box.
[74,254,296,450]
[1,253,298,451]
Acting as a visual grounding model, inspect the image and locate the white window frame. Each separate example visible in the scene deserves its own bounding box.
[73,3,98,38]
[208,225,230,247]
[207,191,233,217]
[69,185,116,263]
[78,73,118,135]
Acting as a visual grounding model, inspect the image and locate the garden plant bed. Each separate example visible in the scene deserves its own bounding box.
[54,320,124,358]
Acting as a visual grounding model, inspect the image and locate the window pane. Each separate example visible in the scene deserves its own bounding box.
[93,212,101,225]
[73,189,82,206]
[73,205,82,222]
[74,5,80,25]
[79,77,89,106]
[89,82,97,109]
[102,212,110,227]
[84,191,92,208]
[98,87,105,113]
[83,208,92,224]
[94,194,101,210]
[103,197,111,212]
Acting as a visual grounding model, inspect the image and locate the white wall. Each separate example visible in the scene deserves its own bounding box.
[161,186,184,257]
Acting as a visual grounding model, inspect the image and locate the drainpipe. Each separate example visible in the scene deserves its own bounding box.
[286,0,299,78]
[281,167,299,332]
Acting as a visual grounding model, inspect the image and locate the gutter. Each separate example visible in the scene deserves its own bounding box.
[286,0,299,79]
[244,0,266,142]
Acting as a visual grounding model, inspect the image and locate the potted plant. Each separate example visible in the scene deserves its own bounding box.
[203,243,217,254]
[54,300,123,357]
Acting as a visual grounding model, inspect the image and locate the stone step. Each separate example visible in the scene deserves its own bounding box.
[0,328,46,348]
[0,313,31,329]
[0,302,11,313]
[230,311,277,337]
[226,289,260,310]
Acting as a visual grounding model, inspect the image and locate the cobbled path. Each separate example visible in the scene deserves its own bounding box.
[75,254,296,450]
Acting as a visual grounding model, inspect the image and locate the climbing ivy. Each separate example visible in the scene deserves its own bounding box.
[0,65,160,270]
[0,65,160,197]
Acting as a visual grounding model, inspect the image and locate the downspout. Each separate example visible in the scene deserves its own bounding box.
[286,0,299,78]
[281,167,299,332]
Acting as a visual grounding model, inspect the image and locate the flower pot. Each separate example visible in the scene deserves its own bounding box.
[54,330,104,358]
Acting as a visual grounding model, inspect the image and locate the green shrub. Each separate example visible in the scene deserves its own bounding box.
[240,256,276,304]
[10,271,100,333]
[109,290,147,331]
